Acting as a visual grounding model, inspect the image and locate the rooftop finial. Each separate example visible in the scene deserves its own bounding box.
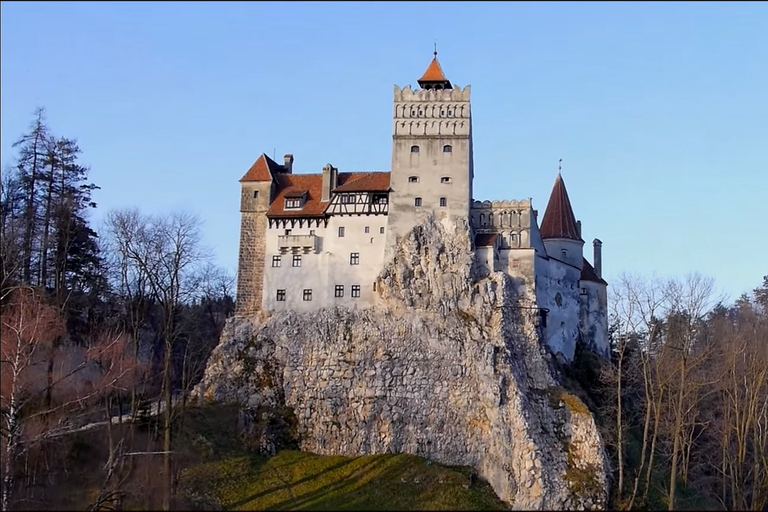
[558,158,562,175]
[434,41,438,58]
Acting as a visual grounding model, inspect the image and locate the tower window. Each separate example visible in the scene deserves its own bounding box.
[351,285,361,298]
[380,227,385,234]
[276,289,286,301]
[365,226,370,234]
[335,285,344,298]
[414,197,422,207]
[443,145,452,153]
[561,250,568,259]
[441,177,452,184]
[292,254,302,267]
[253,190,259,198]
[408,176,419,183]
[410,145,420,153]
[439,197,447,207]
[338,226,345,237]
[303,289,312,301]
[272,255,281,267]
[350,253,360,265]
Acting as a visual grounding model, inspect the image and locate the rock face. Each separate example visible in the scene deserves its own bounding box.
[195,214,609,509]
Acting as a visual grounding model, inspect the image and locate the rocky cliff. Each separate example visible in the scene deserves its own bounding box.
[194,215,609,510]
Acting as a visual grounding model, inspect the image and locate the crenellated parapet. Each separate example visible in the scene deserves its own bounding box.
[394,84,471,102]
[470,199,535,249]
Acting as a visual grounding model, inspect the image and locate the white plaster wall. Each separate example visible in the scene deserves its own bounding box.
[535,256,582,361]
[262,215,388,312]
[541,238,584,270]
[579,281,610,358]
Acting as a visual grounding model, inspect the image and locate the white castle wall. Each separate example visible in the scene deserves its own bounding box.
[262,215,387,312]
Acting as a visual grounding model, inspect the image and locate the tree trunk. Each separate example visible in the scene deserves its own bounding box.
[162,337,173,511]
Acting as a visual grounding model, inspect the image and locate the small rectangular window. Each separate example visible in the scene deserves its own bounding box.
[335,285,344,297]
[441,177,452,184]
[380,227,385,234]
[351,285,361,298]
[364,226,370,234]
[303,289,312,301]
[350,253,360,265]
[341,194,355,204]
[285,229,291,236]
[292,254,302,267]
[253,190,259,198]
[408,176,419,183]
[310,229,315,236]
[285,198,302,209]
[272,255,281,267]
[276,289,286,301]
[439,197,447,207]
[414,197,422,207]
[338,226,345,237]
[512,259,519,269]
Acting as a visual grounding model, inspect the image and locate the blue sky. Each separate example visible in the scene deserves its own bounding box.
[2,1,766,302]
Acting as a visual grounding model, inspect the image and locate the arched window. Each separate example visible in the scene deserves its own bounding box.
[410,145,420,153]
[480,214,486,226]
[414,197,422,207]
[510,233,518,246]
[443,145,452,153]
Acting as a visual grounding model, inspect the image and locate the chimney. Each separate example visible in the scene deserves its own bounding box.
[593,238,603,279]
[283,154,294,174]
[576,220,582,239]
[321,163,338,202]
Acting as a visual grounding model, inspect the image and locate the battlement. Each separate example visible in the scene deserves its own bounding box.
[394,84,471,102]
[471,199,532,209]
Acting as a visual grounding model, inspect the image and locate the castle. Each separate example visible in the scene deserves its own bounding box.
[235,53,609,361]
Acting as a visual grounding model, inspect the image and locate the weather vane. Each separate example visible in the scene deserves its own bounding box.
[558,159,562,173]
[434,41,437,58]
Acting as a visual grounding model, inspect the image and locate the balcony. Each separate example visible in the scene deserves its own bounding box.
[278,234,317,253]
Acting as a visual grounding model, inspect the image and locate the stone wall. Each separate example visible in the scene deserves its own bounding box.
[235,211,267,315]
[199,214,608,510]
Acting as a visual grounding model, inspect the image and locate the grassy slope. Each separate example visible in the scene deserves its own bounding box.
[175,405,507,511]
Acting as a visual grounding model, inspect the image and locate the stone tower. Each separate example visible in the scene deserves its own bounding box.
[235,154,288,315]
[385,52,474,259]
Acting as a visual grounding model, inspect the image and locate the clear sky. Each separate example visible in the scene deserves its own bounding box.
[2,1,766,303]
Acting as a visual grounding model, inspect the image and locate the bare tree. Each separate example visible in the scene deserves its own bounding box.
[103,208,209,510]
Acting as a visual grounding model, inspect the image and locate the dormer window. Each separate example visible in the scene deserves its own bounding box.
[443,145,452,153]
[285,198,302,209]
[410,145,420,153]
[284,190,306,210]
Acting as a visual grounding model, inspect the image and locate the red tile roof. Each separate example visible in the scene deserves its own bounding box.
[475,233,498,247]
[581,258,607,285]
[239,154,282,182]
[333,172,391,192]
[539,174,583,241]
[266,172,391,218]
[419,57,448,82]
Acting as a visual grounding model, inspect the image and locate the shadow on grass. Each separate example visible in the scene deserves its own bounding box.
[226,456,361,510]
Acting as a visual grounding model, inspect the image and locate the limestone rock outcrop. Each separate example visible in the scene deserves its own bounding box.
[194,214,609,509]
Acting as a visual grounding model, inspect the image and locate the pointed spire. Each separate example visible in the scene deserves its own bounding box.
[539,169,583,241]
[417,47,452,90]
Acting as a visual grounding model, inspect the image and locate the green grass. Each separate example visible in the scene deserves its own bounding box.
[174,405,507,510]
[180,450,507,511]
